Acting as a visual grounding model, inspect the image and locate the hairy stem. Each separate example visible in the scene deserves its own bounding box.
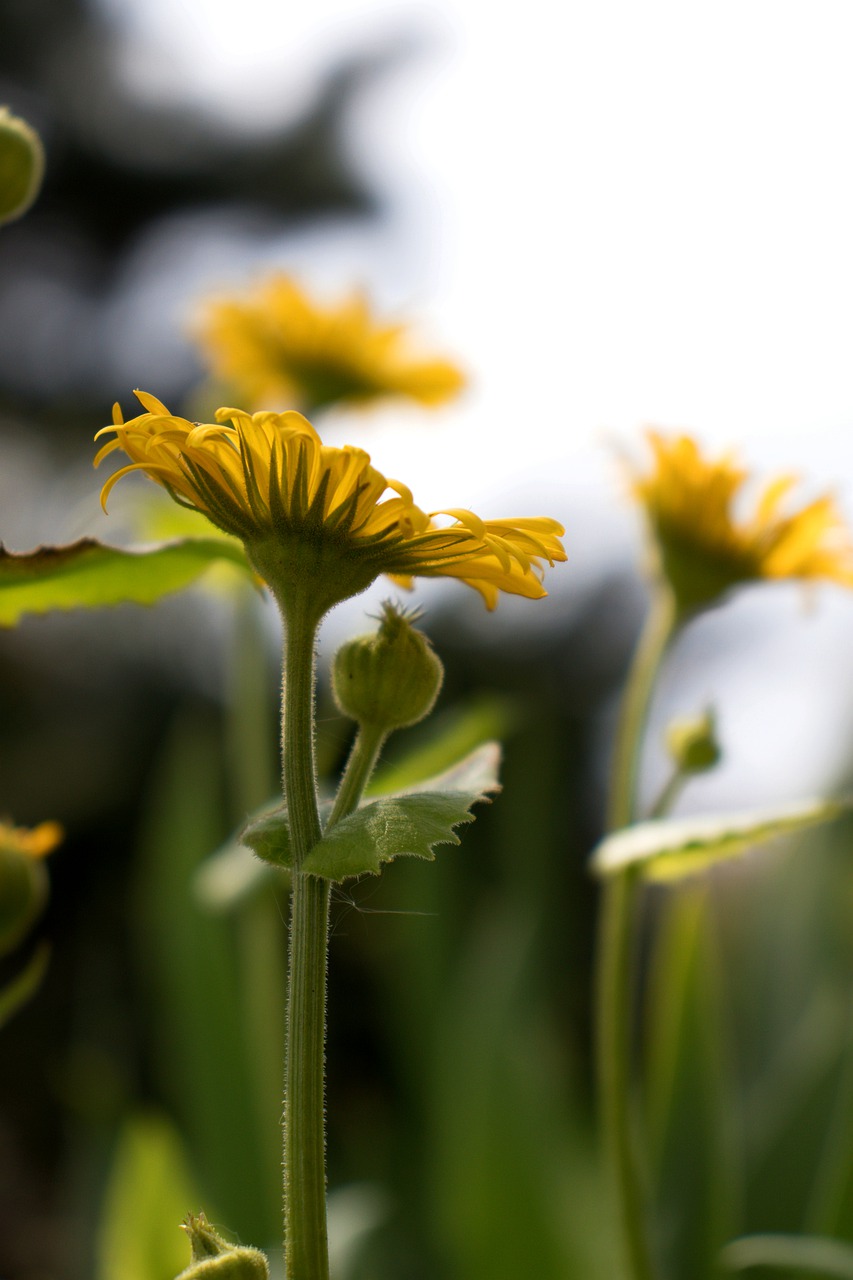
[279,590,329,1280]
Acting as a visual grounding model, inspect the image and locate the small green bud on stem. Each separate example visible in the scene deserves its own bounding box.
[0,107,45,225]
[665,708,721,775]
[332,601,443,732]
[0,821,61,958]
[177,1214,270,1278]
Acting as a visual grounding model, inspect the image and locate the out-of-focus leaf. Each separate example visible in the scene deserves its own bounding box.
[367,695,515,794]
[0,942,49,1027]
[590,798,845,881]
[300,743,501,881]
[0,537,252,625]
[193,840,280,913]
[95,1113,201,1280]
[327,1184,390,1280]
[721,1232,853,1276]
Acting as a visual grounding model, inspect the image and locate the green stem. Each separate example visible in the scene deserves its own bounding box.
[279,590,330,1280]
[648,768,686,821]
[607,590,678,832]
[327,724,387,830]
[597,589,679,1280]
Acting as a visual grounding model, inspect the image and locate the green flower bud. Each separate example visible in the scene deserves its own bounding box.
[0,821,61,958]
[332,602,443,731]
[0,107,45,225]
[176,1214,270,1279]
[665,709,721,775]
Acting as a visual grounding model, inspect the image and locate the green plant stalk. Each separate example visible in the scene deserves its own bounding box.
[279,588,330,1280]
[597,589,679,1280]
[327,724,387,829]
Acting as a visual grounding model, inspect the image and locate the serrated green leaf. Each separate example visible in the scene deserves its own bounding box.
[0,537,252,625]
[591,797,846,881]
[301,743,501,882]
[240,799,336,872]
[721,1232,853,1277]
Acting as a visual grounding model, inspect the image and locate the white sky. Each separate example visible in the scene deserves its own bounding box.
[90,0,853,805]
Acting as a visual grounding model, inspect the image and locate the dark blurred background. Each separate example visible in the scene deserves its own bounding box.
[5,3,853,1279]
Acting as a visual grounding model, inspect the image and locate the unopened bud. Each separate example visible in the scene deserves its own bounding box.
[0,107,45,225]
[332,602,443,732]
[0,821,61,957]
[665,709,721,775]
[177,1214,269,1279]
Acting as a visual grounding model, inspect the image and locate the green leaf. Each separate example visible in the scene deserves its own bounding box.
[0,537,252,625]
[721,1232,853,1277]
[301,742,501,882]
[240,803,294,869]
[240,799,334,871]
[591,797,846,881]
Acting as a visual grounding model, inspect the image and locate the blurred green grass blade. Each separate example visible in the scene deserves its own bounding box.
[806,1006,853,1237]
[722,1232,853,1276]
[643,887,741,1279]
[591,798,845,880]
[0,537,252,624]
[427,907,614,1279]
[0,941,49,1027]
[133,711,281,1247]
[96,1112,201,1280]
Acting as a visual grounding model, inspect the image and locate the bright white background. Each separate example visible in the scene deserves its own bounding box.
[92,0,853,808]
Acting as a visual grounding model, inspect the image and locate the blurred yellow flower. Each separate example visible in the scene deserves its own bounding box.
[96,392,565,613]
[633,430,853,614]
[194,276,466,415]
[0,820,63,861]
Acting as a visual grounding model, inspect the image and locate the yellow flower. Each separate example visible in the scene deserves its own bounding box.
[95,392,565,614]
[633,430,853,614]
[194,275,465,414]
[0,820,63,861]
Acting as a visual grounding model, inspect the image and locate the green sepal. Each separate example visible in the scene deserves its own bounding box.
[177,1213,269,1278]
[0,942,50,1028]
[591,796,846,881]
[301,742,501,882]
[0,537,252,625]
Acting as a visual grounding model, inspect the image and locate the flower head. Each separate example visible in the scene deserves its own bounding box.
[632,430,853,614]
[0,820,62,861]
[194,276,465,415]
[96,392,565,615]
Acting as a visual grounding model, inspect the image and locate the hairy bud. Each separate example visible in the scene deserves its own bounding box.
[332,602,443,732]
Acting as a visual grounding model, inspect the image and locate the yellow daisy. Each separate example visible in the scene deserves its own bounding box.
[194,275,465,415]
[633,430,853,614]
[96,392,565,615]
